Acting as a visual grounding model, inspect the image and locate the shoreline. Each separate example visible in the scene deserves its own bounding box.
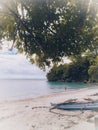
[0,87,92,102]
[3,86,97,103]
[0,87,98,130]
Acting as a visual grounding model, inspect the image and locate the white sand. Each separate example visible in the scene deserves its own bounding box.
[0,88,98,130]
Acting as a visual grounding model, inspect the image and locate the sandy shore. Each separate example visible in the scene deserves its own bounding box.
[0,88,98,130]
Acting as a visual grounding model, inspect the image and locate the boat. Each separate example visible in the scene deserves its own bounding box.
[50,101,98,110]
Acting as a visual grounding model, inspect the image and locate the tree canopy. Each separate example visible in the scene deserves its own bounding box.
[0,0,98,69]
[47,56,91,82]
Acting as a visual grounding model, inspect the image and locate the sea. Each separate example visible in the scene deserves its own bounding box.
[0,79,97,100]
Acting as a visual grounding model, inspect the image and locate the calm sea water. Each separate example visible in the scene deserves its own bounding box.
[0,79,97,100]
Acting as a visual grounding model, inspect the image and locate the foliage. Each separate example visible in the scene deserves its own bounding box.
[47,64,69,81]
[88,56,98,82]
[0,0,98,69]
[47,56,91,82]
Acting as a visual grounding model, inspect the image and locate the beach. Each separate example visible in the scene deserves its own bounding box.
[0,88,98,130]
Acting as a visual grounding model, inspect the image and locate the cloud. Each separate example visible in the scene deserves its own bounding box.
[0,40,70,79]
[0,48,46,79]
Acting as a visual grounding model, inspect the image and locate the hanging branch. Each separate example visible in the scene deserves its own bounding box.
[0,1,43,52]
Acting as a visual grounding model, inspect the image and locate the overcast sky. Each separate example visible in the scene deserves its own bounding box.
[0,41,71,79]
[0,41,47,79]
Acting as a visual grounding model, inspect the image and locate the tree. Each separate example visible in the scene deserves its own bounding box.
[88,56,98,82]
[0,0,98,69]
[47,55,92,82]
[47,64,69,81]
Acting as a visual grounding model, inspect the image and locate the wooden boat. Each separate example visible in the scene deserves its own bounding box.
[51,101,98,110]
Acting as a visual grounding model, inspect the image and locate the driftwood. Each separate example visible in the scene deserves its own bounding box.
[32,106,49,110]
[64,98,78,103]
[84,98,98,102]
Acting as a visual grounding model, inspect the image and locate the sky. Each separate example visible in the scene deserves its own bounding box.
[0,41,47,79]
[0,41,71,79]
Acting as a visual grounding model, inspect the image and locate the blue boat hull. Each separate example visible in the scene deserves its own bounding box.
[51,102,98,110]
